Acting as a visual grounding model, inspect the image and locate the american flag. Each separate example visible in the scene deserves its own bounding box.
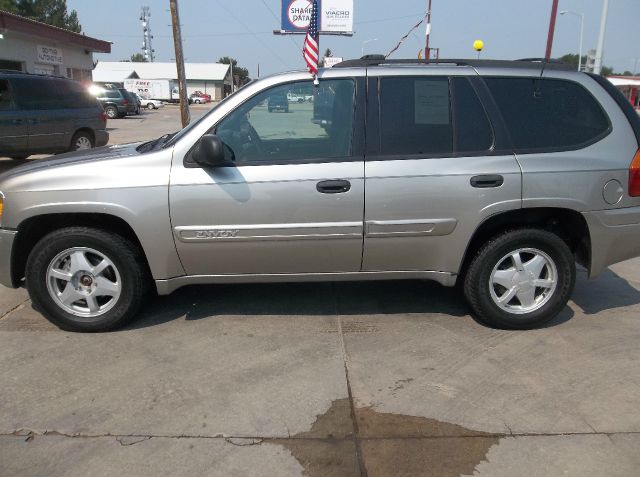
[303,0,320,77]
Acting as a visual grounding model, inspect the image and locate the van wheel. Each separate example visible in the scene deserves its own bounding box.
[104,105,118,119]
[463,229,575,329]
[70,131,94,151]
[26,227,149,332]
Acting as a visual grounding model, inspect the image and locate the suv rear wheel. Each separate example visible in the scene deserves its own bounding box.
[463,229,575,329]
[104,105,118,120]
[26,227,148,332]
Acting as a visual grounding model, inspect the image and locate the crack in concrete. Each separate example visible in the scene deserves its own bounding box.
[116,436,152,446]
[3,429,640,441]
[0,298,31,321]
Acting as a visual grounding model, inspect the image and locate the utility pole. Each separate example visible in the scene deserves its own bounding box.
[169,0,190,127]
[594,0,610,74]
[425,0,432,59]
[140,6,155,62]
[545,0,559,59]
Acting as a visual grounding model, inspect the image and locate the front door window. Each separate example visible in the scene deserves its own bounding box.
[215,79,355,164]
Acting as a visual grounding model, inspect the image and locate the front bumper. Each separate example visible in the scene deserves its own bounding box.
[95,130,109,147]
[0,228,17,289]
[583,206,640,278]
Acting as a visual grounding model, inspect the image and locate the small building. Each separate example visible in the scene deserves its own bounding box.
[92,62,232,100]
[608,76,640,110]
[0,10,111,82]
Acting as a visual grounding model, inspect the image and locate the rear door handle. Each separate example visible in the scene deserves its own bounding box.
[470,175,504,188]
[316,180,351,194]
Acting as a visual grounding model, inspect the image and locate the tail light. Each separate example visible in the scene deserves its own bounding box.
[123,99,129,105]
[630,150,640,197]
[100,110,107,122]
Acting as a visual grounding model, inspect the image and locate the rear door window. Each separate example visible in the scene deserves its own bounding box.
[452,78,494,153]
[379,77,453,156]
[485,77,611,152]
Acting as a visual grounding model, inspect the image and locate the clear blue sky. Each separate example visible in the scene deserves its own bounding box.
[67,0,639,77]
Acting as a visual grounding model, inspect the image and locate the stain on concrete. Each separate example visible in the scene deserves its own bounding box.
[274,398,500,477]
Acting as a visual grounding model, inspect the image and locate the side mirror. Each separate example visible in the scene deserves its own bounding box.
[192,134,230,167]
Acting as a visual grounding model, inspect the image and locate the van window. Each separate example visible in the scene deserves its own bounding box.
[214,79,355,164]
[485,77,610,151]
[54,80,96,108]
[379,77,453,156]
[452,78,494,152]
[0,80,15,111]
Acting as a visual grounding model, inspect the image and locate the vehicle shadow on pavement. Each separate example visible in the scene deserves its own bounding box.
[125,279,580,331]
[571,268,640,315]
[127,280,472,330]
[0,158,30,175]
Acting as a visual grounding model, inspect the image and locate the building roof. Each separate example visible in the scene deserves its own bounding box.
[92,62,231,83]
[0,10,111,53]
[608,76,640,87]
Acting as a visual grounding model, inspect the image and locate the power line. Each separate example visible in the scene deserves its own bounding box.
[215,0,291,69]
[260,0,301,53]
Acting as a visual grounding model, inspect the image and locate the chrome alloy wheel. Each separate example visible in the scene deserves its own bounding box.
[74,136,92,150]
[46,247,121,318]
[489,248,558,314]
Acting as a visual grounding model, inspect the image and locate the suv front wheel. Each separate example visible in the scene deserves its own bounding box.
[464,229,576,329]
[26,227,148,332]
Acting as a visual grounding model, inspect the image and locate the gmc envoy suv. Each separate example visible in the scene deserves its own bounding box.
[0,57,639,332]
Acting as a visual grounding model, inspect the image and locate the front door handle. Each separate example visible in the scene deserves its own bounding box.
[470,175,504,188]
[316,180,351,194]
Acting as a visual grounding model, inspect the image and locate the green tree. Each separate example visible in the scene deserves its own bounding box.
[218,56,250,85]
[557,53,616,76]
[623,70,634,76]
[130,53,147,63]
[2,0,82,33]
[0,0,18,13]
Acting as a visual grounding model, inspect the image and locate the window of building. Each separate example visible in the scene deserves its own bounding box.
[485,77,611,151]
[379,77,453,156]
[214,79,355,164]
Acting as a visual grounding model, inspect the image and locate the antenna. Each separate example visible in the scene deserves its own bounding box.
[140,6,155,62]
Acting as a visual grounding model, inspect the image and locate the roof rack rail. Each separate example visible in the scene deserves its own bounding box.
[333,55,574,71]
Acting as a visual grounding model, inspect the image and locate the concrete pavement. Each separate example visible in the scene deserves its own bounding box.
[1,260,639,476]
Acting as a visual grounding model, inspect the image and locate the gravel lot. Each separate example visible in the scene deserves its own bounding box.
[1,105,640,476]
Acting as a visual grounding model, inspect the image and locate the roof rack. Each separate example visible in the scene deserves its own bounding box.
[333,55,574,71]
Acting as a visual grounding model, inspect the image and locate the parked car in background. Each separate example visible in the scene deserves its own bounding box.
[92,88,137,119]
[0,71,108,159]
[189,91,211,104]
[1,58,639,333]
[268,92,289,112]
[136,94,164,110]
[124,91,141,116]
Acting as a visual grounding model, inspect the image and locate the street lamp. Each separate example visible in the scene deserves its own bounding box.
[361,38,378,56]
[560,10,585,72]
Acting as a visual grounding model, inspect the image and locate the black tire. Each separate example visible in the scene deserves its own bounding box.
[25,227,149,332]
[463,228,575,329]
[104,105,118,120]
[69,131,94,152]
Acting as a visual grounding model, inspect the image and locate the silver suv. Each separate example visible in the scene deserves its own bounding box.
[0,57,639,332]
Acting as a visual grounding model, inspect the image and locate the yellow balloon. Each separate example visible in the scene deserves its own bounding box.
[473,40,484,52]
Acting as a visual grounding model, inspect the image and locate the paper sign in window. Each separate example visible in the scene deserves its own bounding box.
[414,80,450,125]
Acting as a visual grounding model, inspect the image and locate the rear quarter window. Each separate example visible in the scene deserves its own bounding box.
[485,77,611,153]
